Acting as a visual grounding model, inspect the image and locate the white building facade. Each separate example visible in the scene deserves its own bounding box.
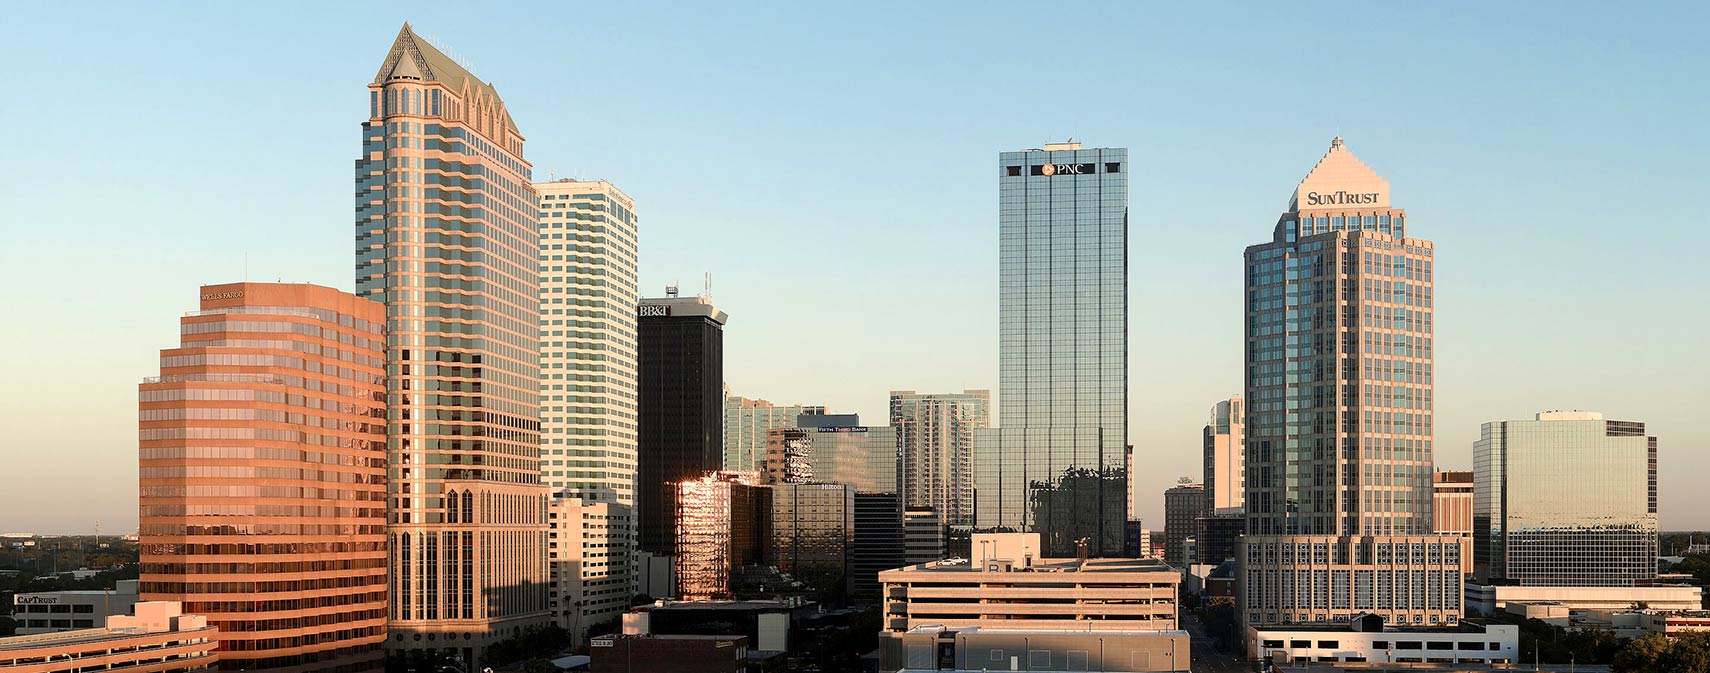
[536,178,642,632]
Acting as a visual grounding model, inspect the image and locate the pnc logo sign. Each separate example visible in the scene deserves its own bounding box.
[1038,163,1093,176]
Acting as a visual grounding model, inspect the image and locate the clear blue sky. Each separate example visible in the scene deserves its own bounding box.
[1,2,1705,534]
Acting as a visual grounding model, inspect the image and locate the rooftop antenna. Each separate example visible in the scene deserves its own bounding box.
[704,272,712,300]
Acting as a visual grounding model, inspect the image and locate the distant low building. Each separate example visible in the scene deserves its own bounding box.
[1248,615,1518,666]
[879,626,1188,673]
[588,633,748,673]
[902,509,944,565]
[1465,583,1704,615]
[11,580,139,635]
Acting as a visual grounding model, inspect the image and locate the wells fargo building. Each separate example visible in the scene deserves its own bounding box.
[139,283,388,671]
[356,24,549,664]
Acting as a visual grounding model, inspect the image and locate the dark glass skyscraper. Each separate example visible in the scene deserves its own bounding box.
[637,295,727,555]
[974,142,1128,556]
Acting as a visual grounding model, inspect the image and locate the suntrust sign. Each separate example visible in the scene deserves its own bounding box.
[1305,190,1381,206]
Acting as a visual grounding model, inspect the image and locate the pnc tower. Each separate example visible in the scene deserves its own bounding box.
[1237,139,1465,628]
[356,25,548,664]
[974,141,1129,557]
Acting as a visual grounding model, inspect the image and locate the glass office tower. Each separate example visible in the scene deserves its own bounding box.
[974,142,1128,556]
[1237,139,1464,628]
[356,24,548,665]
[1473,411,1658,587]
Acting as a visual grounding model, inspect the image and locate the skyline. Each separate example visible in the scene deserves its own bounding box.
[2,2,1707,534]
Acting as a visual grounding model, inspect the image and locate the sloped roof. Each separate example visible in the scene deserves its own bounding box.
[374,23,516,133]
[1289,137,1391,210]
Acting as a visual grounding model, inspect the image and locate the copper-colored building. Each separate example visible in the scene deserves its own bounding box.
[139,283,387,671]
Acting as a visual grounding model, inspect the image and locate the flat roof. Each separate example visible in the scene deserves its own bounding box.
[900,626,1188,637]
[0,626,214,651]
[886,557,1177,574]
[644,599,800,612]
[1253,619,1505,635]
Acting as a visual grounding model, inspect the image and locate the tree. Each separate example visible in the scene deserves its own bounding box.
[523,657,558,673]
[1614,632,1710,673]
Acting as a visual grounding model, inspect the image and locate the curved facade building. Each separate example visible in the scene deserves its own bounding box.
[138,283,387,671]
[356,24,549,665]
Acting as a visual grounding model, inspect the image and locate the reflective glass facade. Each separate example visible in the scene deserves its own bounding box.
[357,25,548,657]
[891,390,989,527]
[724,397,828,473]
[975,144,1128,556]
[771,483,856,596]
[637,297,726,555]
[139,283,387,672]
[1473,412,1658,587]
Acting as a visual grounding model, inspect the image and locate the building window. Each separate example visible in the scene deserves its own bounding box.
[1105,162,1121,173]
[1006,166,1022,177]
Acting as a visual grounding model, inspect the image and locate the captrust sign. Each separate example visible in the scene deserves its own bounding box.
[1305,190,1381,206]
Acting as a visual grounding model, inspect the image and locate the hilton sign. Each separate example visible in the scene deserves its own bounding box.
[1304,190,1381,206]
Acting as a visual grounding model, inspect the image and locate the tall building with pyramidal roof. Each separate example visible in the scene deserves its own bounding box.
[1237,139,1466,630]
[356,24,548,667]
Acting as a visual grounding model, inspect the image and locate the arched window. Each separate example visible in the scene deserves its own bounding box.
[463,491,475,524]
[446,490,460,524]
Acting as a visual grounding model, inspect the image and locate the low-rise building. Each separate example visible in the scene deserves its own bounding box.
[589,633,748,673]
[1646,610,1710,636]
[878,626,1188,673]
[1465,583,1704,615]
[1248,615,1518,666]
[10,580,140,635]
[0,601,217,673]
[549,496,635,645]
[902,509,944,565]
[880,533,1179,633]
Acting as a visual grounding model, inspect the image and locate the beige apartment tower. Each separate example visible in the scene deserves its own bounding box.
[356,25,548,665]
[536,178,640,640]
[1203,396,1244,514]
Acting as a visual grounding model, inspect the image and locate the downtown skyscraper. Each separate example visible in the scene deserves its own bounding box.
[536,178,640,641]
[974,142,1128,556]
[1237,138,1464,628]
[139,283,388,672]
[357,25,547,664]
